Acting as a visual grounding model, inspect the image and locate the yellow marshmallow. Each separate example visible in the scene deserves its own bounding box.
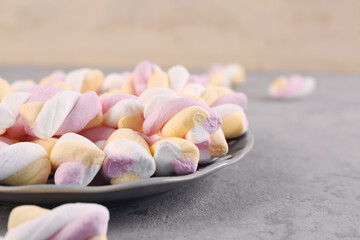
[200,86,234,105]
[207,129,228,157]
[106,128,150,153]
[221,110,247,139]
[117,115,143,132]
[85,113,104,129]
[80,69,104,93]
[231,70,246,86]
[272,77,288,90]
[147,72,169,89]
[50,141,105,171]
[0,157,51,186]
[20,102,44,127]
[8,205,50,230]
[161,106,209,138]
[32,138,58,155]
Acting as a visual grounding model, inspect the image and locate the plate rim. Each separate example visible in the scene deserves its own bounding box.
[0,131,254,194]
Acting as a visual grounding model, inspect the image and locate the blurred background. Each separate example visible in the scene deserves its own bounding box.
[0,0,359,72]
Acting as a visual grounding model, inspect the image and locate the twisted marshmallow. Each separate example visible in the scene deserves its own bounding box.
[64,68,104,93]
[100,93,144,131]
[201,86,248,139]
[143,95,222,144]
[5,203,109,240]
[150,137,199,176]
[102,128,156,184]
[103,72,134,94]
[1,85,65,138]
[50,133,105,186]
[21,90,102,139]
[0,142,50,186]
[196,129,228,164]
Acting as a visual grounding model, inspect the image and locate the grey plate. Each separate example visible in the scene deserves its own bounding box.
[0,131,254,205]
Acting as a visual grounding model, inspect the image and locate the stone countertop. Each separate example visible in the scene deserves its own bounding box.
[0,67,359,239]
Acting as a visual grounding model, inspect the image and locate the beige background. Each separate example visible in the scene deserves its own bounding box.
[0,0,359,72]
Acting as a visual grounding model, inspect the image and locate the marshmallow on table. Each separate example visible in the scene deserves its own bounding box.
[208,63,246,87]
[102,72,134,94]
[4,203,109,240]
[201,86,249,139]
[196,129,228,164]
[64,68,104,93]
[0,104,16,135]
[269,75,316,99]
[100,93,144,131]
[143,96,222,144]
[0,78,11,100]
[20,90,103,139]
[79,126,116,149]
[0,142,51,186]
[102,128,156,184]
[50,133,105,186]
[150,137,199,176]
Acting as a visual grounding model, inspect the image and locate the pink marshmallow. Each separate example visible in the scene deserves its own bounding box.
[133,61,153,96]
[56,91,102,135]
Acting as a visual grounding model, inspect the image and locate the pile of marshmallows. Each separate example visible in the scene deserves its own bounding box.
[0,61,248,187]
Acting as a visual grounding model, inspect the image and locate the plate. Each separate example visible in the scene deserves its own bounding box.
[0,131,254,205]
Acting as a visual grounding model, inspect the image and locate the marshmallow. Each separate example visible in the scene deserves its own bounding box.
[200,86,247,108]
[21,90,103,139]
[101,93,144,131]
[167,65,190,92]
[103,72,134,94]
[0,104,16,135]
[0,142,50,186]
[40,70,72,90]
[150,137,199,176]
[102,129,156,184]
[133,61,157,95]
[139,87,176,102]
[208,63,246,87]
[213,104,248,139]
[79,126,116,149]
[5,203,109,240]
[11,80,36,92]
[196,129,228,164]
[64,68,104,93]
[2,85,65,138]
[269,75,316,99]
[143,97,222,144]
[50,133,105,186]
[0,77,11,100]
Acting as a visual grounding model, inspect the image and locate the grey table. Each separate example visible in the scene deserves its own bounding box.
[0,67,359,240]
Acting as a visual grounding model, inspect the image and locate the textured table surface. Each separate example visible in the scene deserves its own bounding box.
[0,67,359,240]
